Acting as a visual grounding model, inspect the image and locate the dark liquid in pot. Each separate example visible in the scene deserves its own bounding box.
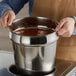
[14,27,54,36]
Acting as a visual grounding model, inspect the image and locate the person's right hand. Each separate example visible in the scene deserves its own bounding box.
[0,10,16,27]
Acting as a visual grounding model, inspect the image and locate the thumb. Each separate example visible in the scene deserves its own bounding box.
[7,15,15,26]
[55,20,66,32]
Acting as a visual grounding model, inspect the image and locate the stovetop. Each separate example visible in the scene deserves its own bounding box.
[0,68,55,76]
[0,65,76,76]
[0,68,13,76]
[0,51,76,76]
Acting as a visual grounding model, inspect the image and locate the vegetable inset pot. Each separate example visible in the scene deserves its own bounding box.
[9,17,59,74]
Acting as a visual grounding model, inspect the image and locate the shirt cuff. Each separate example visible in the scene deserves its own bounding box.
[0,2,12,18]
[70,16,76,35]
[73,25,76,35]
[71,16,76,22]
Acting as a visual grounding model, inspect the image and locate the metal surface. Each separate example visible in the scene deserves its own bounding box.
[9,17,59,73]
[13,42,57,72]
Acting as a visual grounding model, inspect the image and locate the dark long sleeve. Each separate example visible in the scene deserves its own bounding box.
[0,0,28,18]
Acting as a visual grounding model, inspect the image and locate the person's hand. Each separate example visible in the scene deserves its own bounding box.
[55,17,75,37]
[0,10,16,27]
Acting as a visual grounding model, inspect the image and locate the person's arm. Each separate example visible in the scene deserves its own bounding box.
[0,0,28,18]
[0,0,28,27]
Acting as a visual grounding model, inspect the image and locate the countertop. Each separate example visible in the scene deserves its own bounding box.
[55,59,76,76]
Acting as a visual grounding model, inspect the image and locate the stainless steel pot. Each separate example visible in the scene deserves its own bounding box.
[9,17,59,73]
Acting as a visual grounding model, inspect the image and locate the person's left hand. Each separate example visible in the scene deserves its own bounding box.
[55,17,75,37]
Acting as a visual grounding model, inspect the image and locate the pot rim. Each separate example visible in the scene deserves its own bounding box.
[9,17,59,45]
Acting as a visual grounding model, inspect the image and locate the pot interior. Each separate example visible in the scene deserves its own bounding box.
[9,17,57,36]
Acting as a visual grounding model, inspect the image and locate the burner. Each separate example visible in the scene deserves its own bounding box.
[9,65,55,76]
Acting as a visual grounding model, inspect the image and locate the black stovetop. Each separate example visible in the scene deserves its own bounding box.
[0,68,54,76]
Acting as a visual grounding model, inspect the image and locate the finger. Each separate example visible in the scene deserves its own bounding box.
[0,19,2,26]
[2,15,8,27]
[61,32,71,37]
[7,15,15,26]
[0,19,5,27]
[55,19,66,31]
[57,22,68,35]
[57,28,67,36]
